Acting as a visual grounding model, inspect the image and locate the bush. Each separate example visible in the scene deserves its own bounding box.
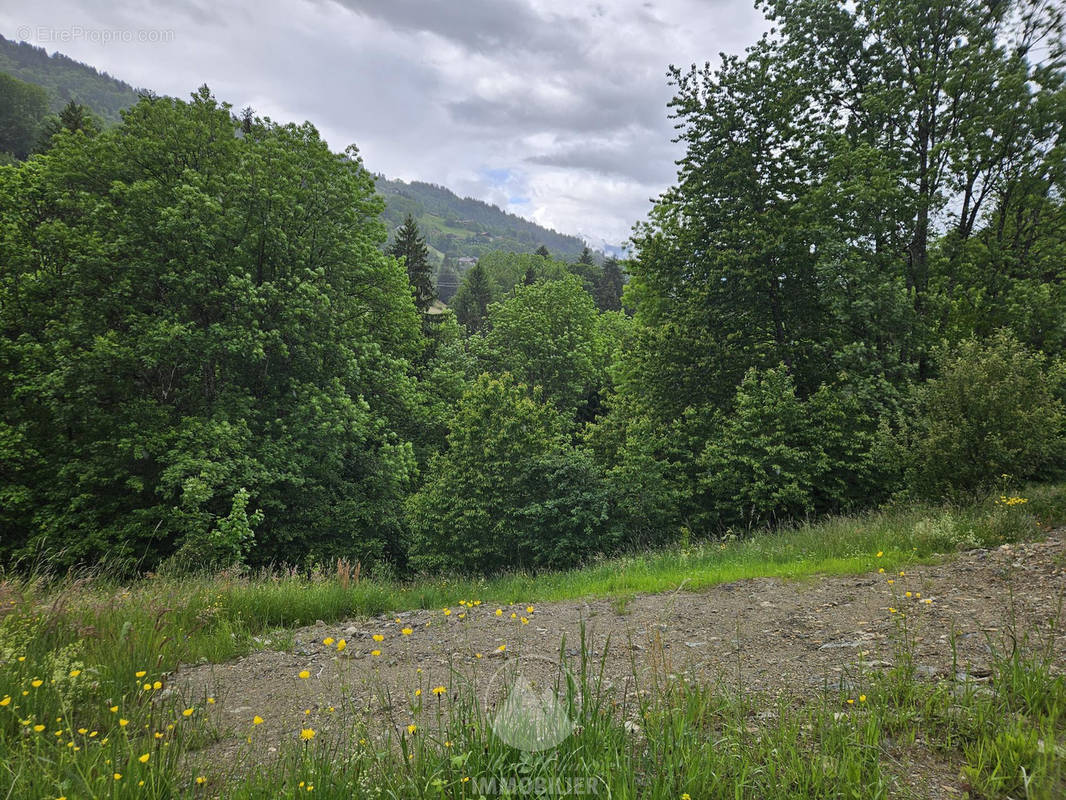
[903,333,1065,502]
[696,366,890,529]
[406,374,617,574]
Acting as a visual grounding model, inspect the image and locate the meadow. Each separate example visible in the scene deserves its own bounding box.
[2,486,1065,798]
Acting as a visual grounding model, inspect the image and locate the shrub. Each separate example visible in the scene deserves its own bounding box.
[903,333,1065,502]
[406,374,617,574]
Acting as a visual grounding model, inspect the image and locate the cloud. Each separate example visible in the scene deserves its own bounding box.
[1,0,766,244]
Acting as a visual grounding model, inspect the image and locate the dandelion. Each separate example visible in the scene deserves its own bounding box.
[495,609,503,617]
[336,640,347,652]
[119,719,129,727]
[847,699,854,705]
[407,724,417,734]
[521,617,528,625]
[682,794,691,800]
[69,669,81,678]
[905,592,912,598]
[415,689,421,697]
[443,608,451,616]
[887,579,894,585]
[510,612,517,619]
[889,608,897,614]
[207,697,215,704]
[0,696,10,706]
[924,598,933,604]
[78,728,87,734]
[859,695,866,703]
[183,708,194,717]
[373,634,384,642]
[323,637,335,646]
[253,716,264,725]
[878,568,885,574]
[143,684,151,691]
[475,653,483,659]
[899,571,905,577]
[135,671,146,678]
[497,644,506,652]
[371,650,381,657]
[432,686,446,696]
[139,753,150,763]
[114,774,122,781]
[299,670,311,680]
[153,681,162,690]
[196,777,207,785]
[876,552,883,558]
[401,627,413,636]
[33,724,45,732]
[300,728,316,741]
[30,680,42,688]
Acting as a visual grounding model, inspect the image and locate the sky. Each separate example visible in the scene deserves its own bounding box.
[3,0,766,247]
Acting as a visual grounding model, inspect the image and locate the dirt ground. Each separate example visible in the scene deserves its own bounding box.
[174,531,1066,796]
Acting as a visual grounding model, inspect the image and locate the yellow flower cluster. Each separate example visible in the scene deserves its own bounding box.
[997,495,1029,506]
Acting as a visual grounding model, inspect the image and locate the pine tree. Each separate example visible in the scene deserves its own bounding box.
[455,262,492,333]
[595,257,624,312]
[578,246,594,266]
[534,244,550,258]
[389,214,436,313]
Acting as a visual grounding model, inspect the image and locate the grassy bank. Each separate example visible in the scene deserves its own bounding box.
[1,485,1065,797]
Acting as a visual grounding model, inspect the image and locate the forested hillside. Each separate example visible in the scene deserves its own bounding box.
[0,35,141,121]
[377,176,590,264]
[0,0,1064,578]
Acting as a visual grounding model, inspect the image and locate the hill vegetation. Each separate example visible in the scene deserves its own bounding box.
[376,176,590,265]
[0,0,1064,583]
[0,34,141,122]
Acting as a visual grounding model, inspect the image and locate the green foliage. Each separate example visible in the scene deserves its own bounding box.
[0,35,140,124]
[474,276,606,418]
[375,176,589,262]
[698,367,891,529]
[388,213,436,314]
[0,87,422,569]
[406,374,616,574]
[0,73,50,159]
[902,333,1066,501]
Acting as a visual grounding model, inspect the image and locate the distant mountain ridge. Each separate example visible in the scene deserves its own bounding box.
[0,36,613,260]
[376,176,591,264]
[0,35,142,122]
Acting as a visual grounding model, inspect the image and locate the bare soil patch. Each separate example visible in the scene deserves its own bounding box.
[175,532,1066,795]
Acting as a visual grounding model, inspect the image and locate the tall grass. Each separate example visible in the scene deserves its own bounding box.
[1,484,1063,797]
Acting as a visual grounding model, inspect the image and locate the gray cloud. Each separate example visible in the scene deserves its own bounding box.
[2,0,766,244]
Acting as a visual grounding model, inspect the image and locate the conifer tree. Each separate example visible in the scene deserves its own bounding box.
[389,214,436,313]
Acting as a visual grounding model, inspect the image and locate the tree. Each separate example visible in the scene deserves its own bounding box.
[0,73,50,160]
[453,261,493,332]
[406,374,616,574]
[475,276,606,418]
[535,244,551,258]
[0,86,422,568]
[595,257,624,312]
[35,100,99,152]
[389,213,436,314]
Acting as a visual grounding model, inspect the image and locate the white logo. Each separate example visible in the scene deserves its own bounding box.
[485,655,577,751]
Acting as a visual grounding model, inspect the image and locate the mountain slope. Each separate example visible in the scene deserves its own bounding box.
[0,35,141,122]
[376,177,589,264]
[0,38,597,261]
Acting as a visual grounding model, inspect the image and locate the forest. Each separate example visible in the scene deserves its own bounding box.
[1,0,1065,579]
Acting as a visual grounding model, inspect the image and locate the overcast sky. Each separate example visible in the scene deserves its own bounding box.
[4,0,765,246]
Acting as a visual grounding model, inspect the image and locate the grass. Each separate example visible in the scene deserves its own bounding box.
[1,484,1064,797]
